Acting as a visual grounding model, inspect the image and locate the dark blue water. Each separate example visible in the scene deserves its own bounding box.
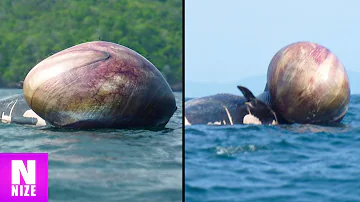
[0,89,182,202]
[185,95,360,202]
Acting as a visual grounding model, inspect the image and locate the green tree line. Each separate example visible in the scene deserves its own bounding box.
[0,0,182,90]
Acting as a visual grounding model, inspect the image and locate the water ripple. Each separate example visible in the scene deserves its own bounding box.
[185,95,360,202]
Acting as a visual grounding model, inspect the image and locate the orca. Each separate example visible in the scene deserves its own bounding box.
[185,86,278,126]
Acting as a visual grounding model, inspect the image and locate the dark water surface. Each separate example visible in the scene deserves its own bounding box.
[0,89,182,202]
[185,95,360,202]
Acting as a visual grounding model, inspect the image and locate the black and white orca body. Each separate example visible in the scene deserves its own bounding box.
[185,86,278,126]
[0,94,46,126]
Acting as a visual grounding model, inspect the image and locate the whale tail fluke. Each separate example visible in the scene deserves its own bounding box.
[237,86,256,102]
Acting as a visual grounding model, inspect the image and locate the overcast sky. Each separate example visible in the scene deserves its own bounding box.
[185,0,360,97]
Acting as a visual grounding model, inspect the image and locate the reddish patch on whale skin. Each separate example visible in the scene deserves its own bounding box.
[311,45,330,65]
[309,77,314,85]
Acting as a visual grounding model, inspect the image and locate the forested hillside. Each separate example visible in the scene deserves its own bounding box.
[0,0,182,90]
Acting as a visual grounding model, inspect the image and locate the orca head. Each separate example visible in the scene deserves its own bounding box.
[237,85,278,125]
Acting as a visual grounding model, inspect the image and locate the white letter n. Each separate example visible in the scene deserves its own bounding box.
[11,160,36,184]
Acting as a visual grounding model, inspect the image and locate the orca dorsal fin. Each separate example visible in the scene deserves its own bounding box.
[237,85,256,102]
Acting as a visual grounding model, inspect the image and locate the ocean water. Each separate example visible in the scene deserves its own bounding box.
[185,95,360,202]
[0,89,182,202]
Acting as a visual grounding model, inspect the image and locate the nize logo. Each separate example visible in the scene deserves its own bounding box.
[0,153,48,202]
[12,160,36,196]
